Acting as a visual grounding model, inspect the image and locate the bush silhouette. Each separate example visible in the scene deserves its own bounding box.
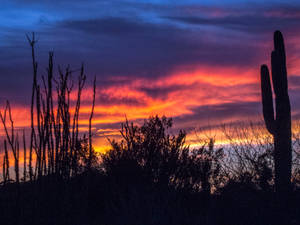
[103,115,224,192]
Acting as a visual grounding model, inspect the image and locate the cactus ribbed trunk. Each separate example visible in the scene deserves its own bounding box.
[260,30,291,194]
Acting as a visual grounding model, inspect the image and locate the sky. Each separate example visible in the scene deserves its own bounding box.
[1,0,300,151]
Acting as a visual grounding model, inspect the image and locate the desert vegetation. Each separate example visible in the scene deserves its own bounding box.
[0,31,299,225]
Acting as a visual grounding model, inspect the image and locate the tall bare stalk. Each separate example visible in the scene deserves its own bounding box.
[0,101,19,184]
[0,33,97,185]
[88,77,96,170]
[23,129,27,182]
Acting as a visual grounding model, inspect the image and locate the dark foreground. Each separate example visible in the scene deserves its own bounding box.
[0,171,300,225]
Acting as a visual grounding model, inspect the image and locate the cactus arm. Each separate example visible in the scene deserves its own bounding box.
[260,65,276,135]
[272,31,288,97]
[271,32,291,130]
[274,30,286,62]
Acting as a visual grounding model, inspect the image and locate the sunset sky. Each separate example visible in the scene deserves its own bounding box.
[1,0,300,151]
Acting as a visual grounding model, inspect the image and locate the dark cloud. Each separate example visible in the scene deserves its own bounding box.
[172,101,262,131]
[60,17,164,36]
[165,14,300,34]
[45,16,265,80]
[190,101,260,121]
[139,84,195,99]
[289,75,300,88]
[96,93,147,106]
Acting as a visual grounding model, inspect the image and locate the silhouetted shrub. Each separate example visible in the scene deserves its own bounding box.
[100,116,227,225]
[102,115,224,193]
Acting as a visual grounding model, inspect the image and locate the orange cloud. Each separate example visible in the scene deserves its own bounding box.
[0,61,299,153]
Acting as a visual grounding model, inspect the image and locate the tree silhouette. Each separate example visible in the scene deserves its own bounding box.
[103,116,223,192]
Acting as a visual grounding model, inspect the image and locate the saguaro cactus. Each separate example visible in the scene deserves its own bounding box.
[260,30,291,194]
